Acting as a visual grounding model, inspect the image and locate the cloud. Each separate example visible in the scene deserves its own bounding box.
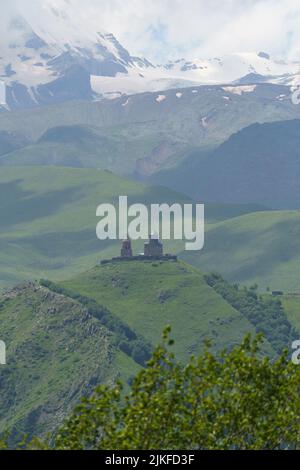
[1,0,300,62]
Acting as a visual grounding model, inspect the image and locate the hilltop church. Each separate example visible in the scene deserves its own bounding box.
[101,234,177,264]
[121,234,164,258]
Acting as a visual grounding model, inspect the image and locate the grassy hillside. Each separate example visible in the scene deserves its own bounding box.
[0,255,287,444]
[0,166,194,291]
[0,125,162,176]
[1,165,300,295]
[182,210,300,292]
[0,165,268,292]
[0,282,139,442]
[0,258,282,442]
[60,260,274,361]
[281,295,300,334]
[0,131,28,157]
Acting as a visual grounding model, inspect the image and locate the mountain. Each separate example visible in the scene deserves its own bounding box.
[0,280,139,442]
[0,258,280,440]
[1,1,300,109]
[0,0,158,109]
[0,130,28,156]
[153,119,300,209]
[90,52,300,101]
[0,125,133,170]
[1,83,300,178]
[0,9,140,109]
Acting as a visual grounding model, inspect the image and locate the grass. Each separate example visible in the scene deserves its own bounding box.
[0,125,160,176]
[0,283,139,441]
[0,165,267,292]
[0,257,278,440]
[182,210,300,293]
[1,166,300,294]
[281,295,300,334]
[60,259,271,361]
[0,166,191,291]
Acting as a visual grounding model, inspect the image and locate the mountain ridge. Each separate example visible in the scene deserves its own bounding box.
[153,118,300,209]
[1,83,300,178]
[1,3,300,109]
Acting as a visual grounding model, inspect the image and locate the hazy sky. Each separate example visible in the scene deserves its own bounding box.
[85,0,300,62]
[3,0,300,62]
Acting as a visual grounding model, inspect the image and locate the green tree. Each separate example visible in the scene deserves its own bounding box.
[25,327,300,450]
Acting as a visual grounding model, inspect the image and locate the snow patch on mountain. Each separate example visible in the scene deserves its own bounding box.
[156,94,166,103]
[122,97,130,107]
[90,53,300,100]
[0,81,6,105]
[222,85,257,96]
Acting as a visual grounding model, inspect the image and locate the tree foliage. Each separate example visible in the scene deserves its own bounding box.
[205,273,297,353]
[28,327,300,451]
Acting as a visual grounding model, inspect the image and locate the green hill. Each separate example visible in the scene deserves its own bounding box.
[0,125,160,175]
[60,260,273,361]
[1,165,300,296]
[182,210,300,292]
[0,260,274,440]
[2,257,296,441]
[0,165,266,292]
[0,281,139,442]
[0,166,194,291]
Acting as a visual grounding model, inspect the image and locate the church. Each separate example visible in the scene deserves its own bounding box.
[101,234,177,265]
[121,234,164,258]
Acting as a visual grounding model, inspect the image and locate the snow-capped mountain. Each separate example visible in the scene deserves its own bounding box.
[0,2,148,109]
[91,53,300,100]
[1,0,300,110]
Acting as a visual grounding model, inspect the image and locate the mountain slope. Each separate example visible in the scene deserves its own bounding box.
[281,295,300,334]
[60,260,273,361]
[0,282,138,442]
[0,164,262,292]
[0,165,197,291]
[164,119,300,209]
[0,124,161,173]
[1,165,300,295]
[0,258,281,441]
[182,210,300,292]
[0,131,28,157]
[1,84,300,177]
